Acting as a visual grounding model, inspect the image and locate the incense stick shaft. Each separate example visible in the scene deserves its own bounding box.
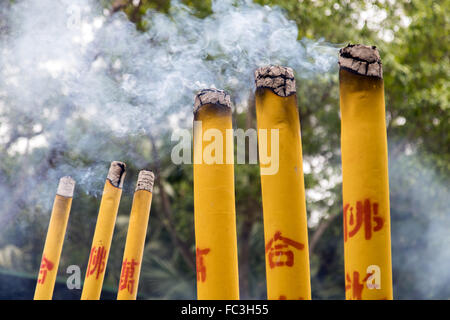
[340,67,393,300]
[117,171,154,300]
[34,177,75,300]
[255,87,311,300]
[81,162,126,300]
[193,94,239,300]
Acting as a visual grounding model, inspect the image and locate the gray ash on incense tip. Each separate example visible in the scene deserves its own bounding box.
[135,170,155,193]
[107,161,126,188]
[56,176,76,198]
[254,65,296,97]
[194,89,232,113]
[339,44,383,78]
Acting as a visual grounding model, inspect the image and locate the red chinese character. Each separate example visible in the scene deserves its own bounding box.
[119,258,139,294]
[196,248,210,283]
[265,231,304,269]
[343,199,383,242]
[87,245,106,279]
[37,255,54,284]
[345,271,373,300]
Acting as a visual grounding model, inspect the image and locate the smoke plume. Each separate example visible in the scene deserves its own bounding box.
[0,0,338,215]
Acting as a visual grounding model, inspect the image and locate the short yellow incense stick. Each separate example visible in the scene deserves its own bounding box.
[193,89,239,300]
[339,44,393,300]
[81,161,126,300]
[254,66,311,300]
[34,177,75,300]
[117,170,154,300]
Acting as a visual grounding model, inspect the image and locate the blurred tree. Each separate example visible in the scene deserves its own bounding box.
[0,0,447,300]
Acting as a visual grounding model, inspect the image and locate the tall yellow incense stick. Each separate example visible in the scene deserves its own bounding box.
[34,177,75,300]
[254,66,311,300]
[339,44,393,300]
[117,170,154,300]
[193,89,239,300]
[81,161,126,300]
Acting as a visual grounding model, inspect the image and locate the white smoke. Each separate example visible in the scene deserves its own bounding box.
[389,145,450,299]
[0,0,338,219]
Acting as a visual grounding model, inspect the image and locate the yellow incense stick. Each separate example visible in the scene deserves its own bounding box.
[34,177,75,300]
[81,161,126,300]
[193,89,239,300]
[117,170,154,300]
[339,44,393,300]
[254,66,311,300]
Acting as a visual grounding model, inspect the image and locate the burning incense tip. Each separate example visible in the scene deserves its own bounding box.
[135,170,155,193]
[339,44,383,78]
[107,161,127,188]
[254,65,296,97]
[194,88,232,113]
[56,176,76,198]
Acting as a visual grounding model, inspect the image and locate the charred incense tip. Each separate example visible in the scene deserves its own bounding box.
[254,65,296,97]
[194,88,232,113]
[107,161,126,188]
[56,176,76,198]
[339,44,383,78]
[135,170,155,193]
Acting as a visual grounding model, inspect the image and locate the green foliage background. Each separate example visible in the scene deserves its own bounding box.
[0,0,448,299]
